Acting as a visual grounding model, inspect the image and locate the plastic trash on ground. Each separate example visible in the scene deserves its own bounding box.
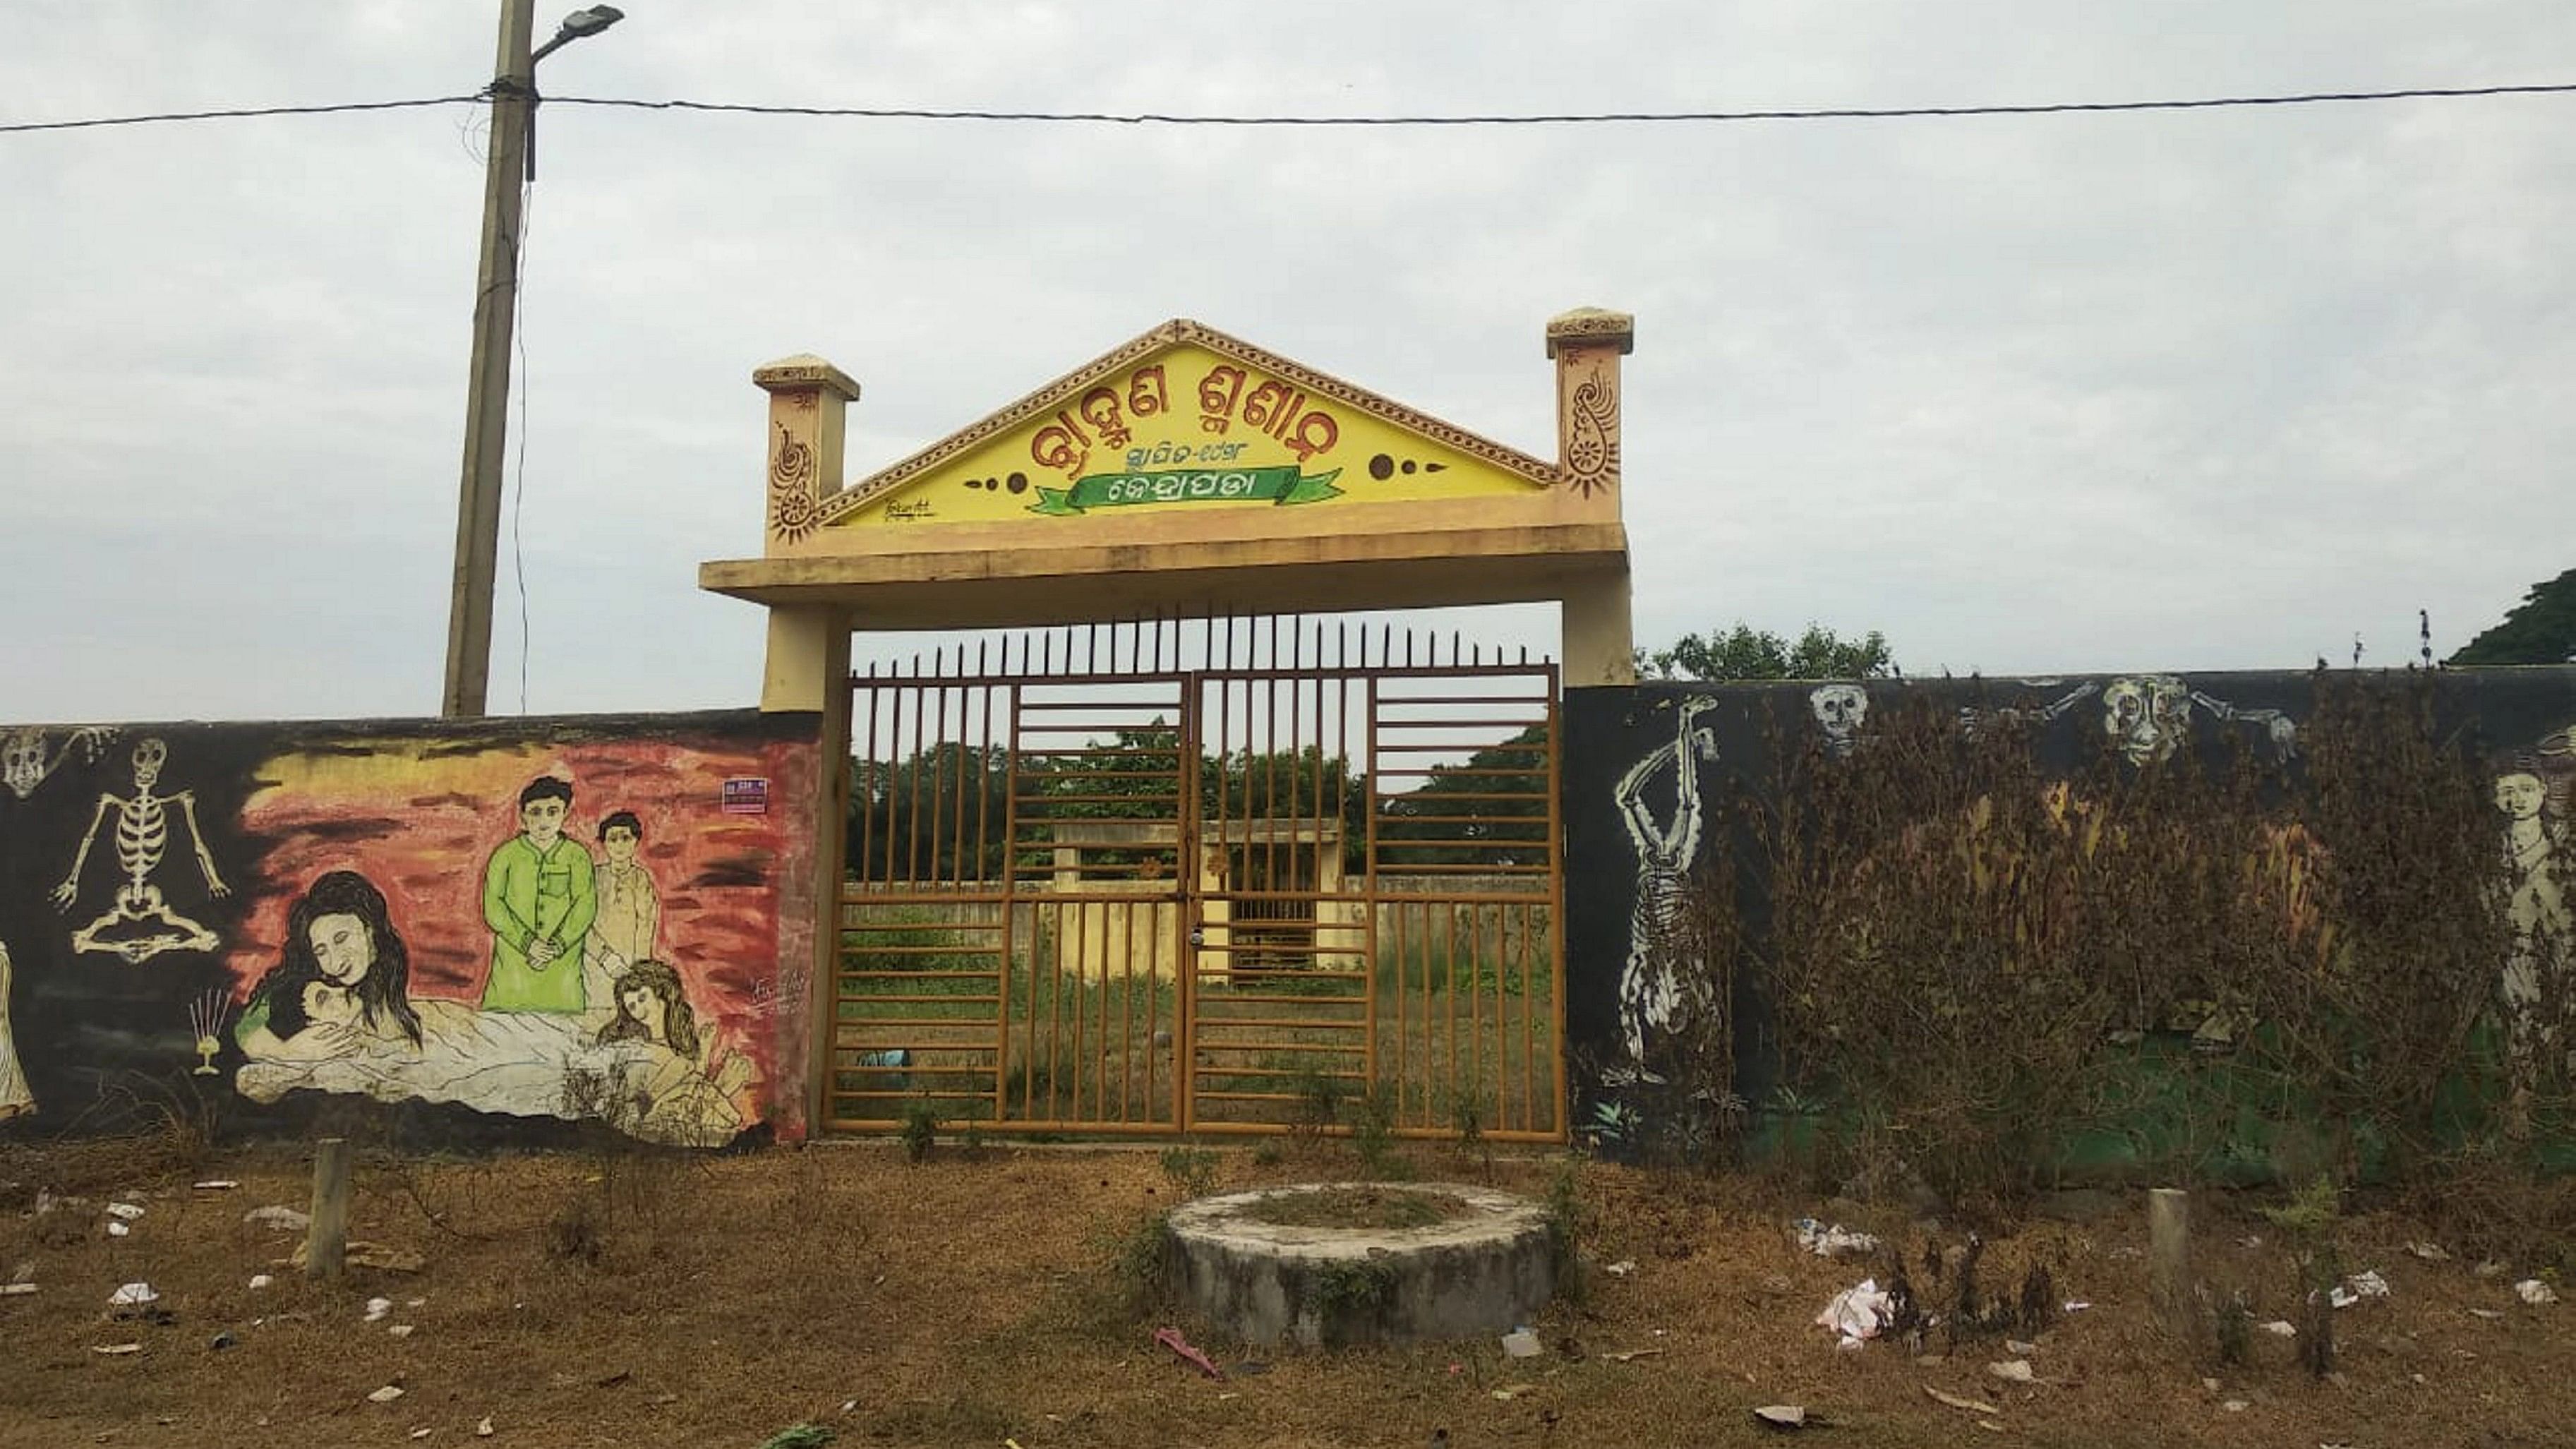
[107,1282,158,1308]
[1500,1328,1542,1358]
[1814,1278,1892,1346]
[2328,1270,2390,1309]
[1795,1219,1882,1258]
[2515,1278,2558,1305]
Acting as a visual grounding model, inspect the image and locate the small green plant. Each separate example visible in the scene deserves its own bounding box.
[1312,1258,1397,1313]
[900,1095,939,1165]
[1543,1155,1590,1300]
[1085,1207,1176,1324]
[1289,1066,1346,1146]
[2210,1285,2254,1366]
[541,1192,608,1268]
[1250,1139,1286,1169]
[1447,1086,1494,1180]
[1160,1144,1222,1200]
[2262,1176,2342,1378]
[1350,1081,1409,1179]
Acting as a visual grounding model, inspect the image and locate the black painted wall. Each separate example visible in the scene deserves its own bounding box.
[1563,668,2576,1150]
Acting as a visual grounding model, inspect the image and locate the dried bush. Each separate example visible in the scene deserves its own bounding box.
[1728,672,2534,1214]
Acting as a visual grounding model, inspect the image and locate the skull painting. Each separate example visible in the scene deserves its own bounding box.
[1808,684,1869,757]
[2101,675,2192,766]
[0,730,42,800]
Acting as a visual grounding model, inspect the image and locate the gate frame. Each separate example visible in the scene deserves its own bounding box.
[700,312,1637,1139]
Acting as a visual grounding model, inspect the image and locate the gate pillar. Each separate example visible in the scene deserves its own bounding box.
[1546,310,1637,688]
[753,355,861,1140]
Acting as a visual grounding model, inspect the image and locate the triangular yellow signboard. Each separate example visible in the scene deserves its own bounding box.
[817,319,1556,531]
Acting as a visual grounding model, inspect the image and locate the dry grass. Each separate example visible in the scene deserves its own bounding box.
[1,1136,2572,1448]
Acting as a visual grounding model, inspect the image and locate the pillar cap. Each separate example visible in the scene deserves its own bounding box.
[754,354,860,400]
[1544,308,1635,359]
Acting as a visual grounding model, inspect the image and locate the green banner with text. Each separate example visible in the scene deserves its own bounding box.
[1028,465,1342,517]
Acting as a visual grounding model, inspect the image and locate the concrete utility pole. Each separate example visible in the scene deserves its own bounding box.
[441,0,537,719]
[441,4,623,717]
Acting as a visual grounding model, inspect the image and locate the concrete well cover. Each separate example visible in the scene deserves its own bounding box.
[1164,1182,1554,1349]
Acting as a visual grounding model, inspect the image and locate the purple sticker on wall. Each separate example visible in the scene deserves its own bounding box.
[720,777,769,815]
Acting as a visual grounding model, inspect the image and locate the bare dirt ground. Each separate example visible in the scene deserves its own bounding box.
[0,1129,2568,1448]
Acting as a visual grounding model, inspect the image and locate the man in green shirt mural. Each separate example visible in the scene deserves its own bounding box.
[481,776,598,1014]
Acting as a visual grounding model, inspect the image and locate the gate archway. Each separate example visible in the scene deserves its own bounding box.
[701,313,1637,1141]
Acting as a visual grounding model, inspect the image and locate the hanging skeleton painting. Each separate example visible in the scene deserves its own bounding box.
[52,738,229,962]
[1611,696,1719,1078]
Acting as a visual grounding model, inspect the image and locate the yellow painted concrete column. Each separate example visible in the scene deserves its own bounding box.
[751,355,860,1134]
[1546,310,1637,687]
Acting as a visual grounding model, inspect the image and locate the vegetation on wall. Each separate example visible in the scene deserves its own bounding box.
[1691,673,2546,1222]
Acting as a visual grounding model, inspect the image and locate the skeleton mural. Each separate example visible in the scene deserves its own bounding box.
[1958,680,2099,740]
[2495,750,2575,1111]
[1612,695,1721,1078]
[2100,675,2300,766]
[1,725,116,800]
[0,940,30,1120]
[1807,684,1869,757]
[52,738,229,962]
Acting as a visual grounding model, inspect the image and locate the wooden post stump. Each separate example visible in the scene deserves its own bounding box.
[306,1137,351,1280]
[2148,1186,2191,1337]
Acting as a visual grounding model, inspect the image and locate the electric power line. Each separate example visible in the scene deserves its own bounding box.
[4,80,2575,136]
[0,95,481,133]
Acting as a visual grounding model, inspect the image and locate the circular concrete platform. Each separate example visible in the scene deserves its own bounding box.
[1164,1182,1555,1349]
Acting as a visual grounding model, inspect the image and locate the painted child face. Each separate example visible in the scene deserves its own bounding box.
[2498,772,2546,822]
[602,823,639,867]
[306,911,375,986]
[301,980,360,1030]
[520,795,568,849]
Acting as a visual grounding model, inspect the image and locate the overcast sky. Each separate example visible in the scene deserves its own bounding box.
[5,2,2572,722]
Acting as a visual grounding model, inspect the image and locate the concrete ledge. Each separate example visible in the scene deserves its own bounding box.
[1164,1182,1554,1349]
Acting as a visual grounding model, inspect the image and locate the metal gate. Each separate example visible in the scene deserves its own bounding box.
[827,617,1563,1141]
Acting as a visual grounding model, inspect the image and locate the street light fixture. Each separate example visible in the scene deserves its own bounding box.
[534,6,624,64]
[441,3,625,719]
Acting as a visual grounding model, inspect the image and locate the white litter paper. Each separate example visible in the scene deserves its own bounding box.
[1815,1278,1893,1346]
[2516,1279,2558,1305]
[2328,1270,2390,1309]
[107,1282,158,1307]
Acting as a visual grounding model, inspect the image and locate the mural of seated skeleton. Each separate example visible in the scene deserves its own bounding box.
[51,738,229,962]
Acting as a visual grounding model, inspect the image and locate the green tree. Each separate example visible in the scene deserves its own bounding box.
[2449,570,2576,666]
[1640,623,1896,681]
